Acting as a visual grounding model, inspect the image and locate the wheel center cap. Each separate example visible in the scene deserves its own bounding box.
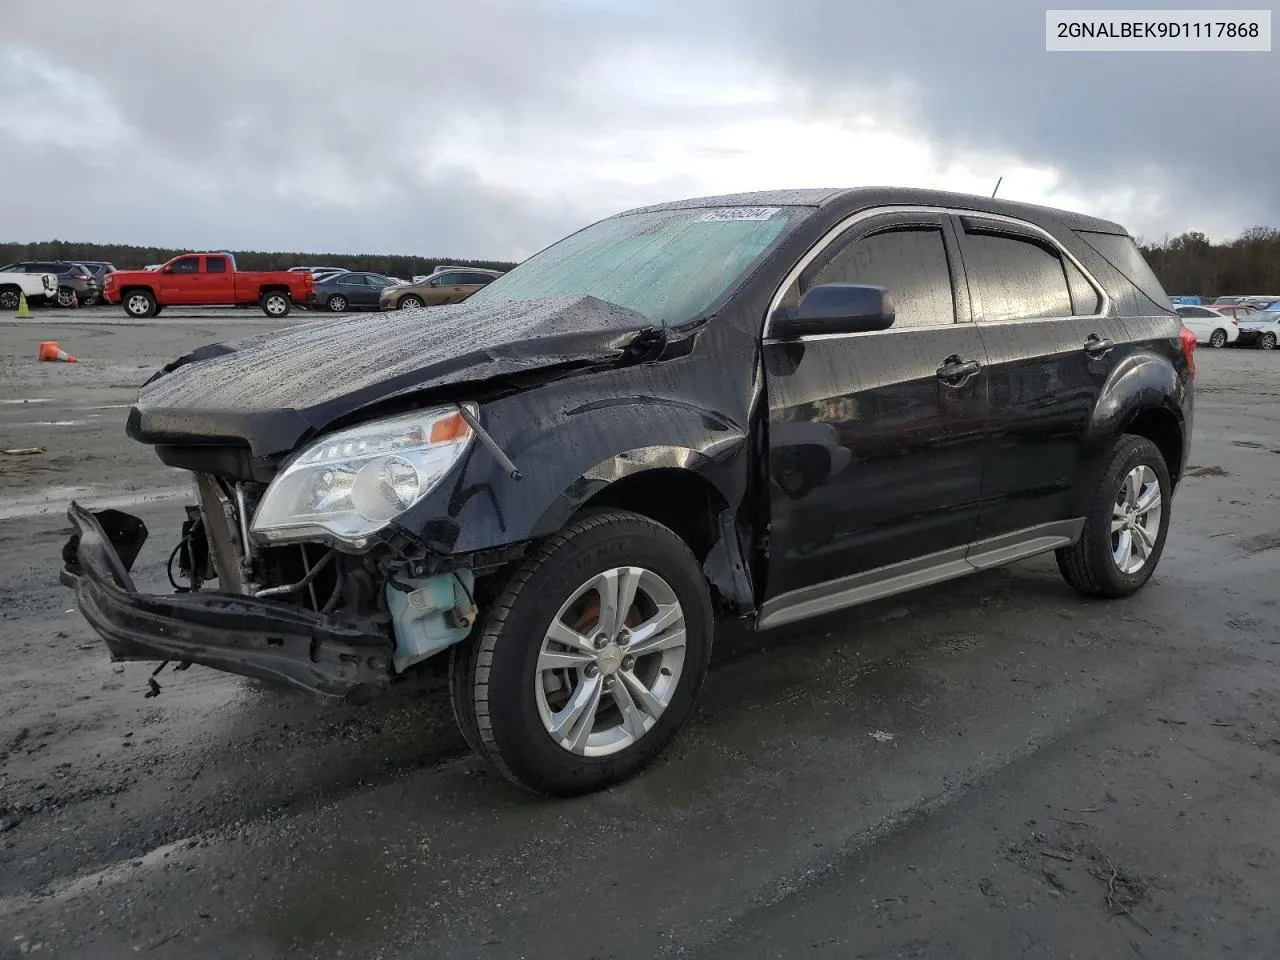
[598,644,623,675]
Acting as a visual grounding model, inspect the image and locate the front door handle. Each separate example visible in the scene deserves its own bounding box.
[936,355,983,384]
[1084,334,1115,357]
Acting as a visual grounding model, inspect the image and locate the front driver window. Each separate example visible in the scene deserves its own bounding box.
[801,227,957,328]
[172,257,200,274]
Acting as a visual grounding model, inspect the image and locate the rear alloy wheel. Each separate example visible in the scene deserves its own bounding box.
[1057,435,1171,598]
[450,510,713,796]
[1260,332,1277,351]
[326,294,348,313]
[1209,329,1228,348]
[260,291,291,318]
[56,288,76,308]
[398,295,424,310]
[124,290,156,318]
[0,287,19,311]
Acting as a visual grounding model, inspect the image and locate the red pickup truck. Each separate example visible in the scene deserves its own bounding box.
[103,253,313,318]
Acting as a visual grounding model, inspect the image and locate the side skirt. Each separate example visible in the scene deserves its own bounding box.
[756,519,1084,631]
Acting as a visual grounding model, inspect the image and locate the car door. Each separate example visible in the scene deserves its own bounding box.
[954,215,1127,543]
[1174,306,1213,343]
[158,256,202,304]
[337,273,372,308]
[427,271,467,304]
[202,255,234,305]
[759,213,990,618]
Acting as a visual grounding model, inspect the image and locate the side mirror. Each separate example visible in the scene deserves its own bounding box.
[769,284,895,339]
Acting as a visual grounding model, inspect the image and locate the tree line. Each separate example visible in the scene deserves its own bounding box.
[0,240,518,278]
[1140,227,1280,297]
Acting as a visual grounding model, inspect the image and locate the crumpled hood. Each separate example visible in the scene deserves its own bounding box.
[128,295,662,458]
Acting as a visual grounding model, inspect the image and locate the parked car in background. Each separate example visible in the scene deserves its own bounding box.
[1236,311,1280,350]
[1210,304,1257,323]
[104,253,313,318]
[76,261,118,305]
[1172,295,1203,305]
[0,260,99,307]
[1174,305,1239,348]
[62,187,1194,797]
[312,271,400,312]
[380,268,504,310]
[0,264,59,309]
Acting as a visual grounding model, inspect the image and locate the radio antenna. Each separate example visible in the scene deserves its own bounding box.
[991,176,1003,199]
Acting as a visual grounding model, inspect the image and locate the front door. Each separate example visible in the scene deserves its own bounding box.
[760,213,990,623]
[954,215,1133,541]
[160,255,202,304]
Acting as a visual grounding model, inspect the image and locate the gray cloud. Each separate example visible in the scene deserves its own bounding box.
[1,0,1274,257]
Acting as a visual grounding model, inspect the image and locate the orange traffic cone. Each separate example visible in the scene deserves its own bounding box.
[38,341,77,363]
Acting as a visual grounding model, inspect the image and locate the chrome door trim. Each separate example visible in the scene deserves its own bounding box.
[761,206,1112,341]
[756,519,1084,631]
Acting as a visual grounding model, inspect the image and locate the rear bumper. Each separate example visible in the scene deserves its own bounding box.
[60,502,393,701]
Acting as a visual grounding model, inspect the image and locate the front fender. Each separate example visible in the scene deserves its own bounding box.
[394,379,750,556]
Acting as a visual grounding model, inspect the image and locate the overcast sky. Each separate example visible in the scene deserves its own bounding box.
[2,0,1275,259]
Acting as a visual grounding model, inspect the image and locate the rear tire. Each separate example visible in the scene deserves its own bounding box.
[123,290,157,318]
[449,510,713,796]
[1056,435,1171,599]
[1209,329,1228,348]
[56,287,76,308]
[1261,332,1277,351]
[260,291,291,318]
[0,286,19,311]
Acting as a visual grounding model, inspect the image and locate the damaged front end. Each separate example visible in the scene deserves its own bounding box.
[61,404,507,701]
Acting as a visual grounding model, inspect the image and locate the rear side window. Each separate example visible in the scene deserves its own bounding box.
[807,227,956,328]
[206,256,228,273]
[1075,231,1172,310]
[961,232,1073,322]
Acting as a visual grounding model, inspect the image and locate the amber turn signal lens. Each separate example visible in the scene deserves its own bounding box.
[429,412,472,443]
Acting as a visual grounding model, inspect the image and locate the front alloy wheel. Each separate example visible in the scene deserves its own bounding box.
[327,295,347,313]
[450,510,713,796]
[398,295,424,310]
[534,567,687,756]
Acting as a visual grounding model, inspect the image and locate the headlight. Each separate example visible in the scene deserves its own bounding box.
[251,404,476,549]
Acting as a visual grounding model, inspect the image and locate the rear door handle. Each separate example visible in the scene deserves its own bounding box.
[1084,334,1115,357]
[936,355,983,384]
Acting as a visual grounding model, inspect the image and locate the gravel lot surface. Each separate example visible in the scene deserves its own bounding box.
[1,314,1278,959]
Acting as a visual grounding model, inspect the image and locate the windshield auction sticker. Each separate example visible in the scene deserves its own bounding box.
[1046,9,1271,50]
[694,208,782,222]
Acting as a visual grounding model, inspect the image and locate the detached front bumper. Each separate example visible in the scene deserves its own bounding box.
[60,502,393,701]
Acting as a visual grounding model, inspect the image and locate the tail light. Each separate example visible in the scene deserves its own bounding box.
[1179,324,1197,377]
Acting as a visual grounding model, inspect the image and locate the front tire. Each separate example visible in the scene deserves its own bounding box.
[398,295,424,310]
[1260,332,1277,351]
[124,290,157,318]
[450,510,713,796]
[1209,329,1228,348]
[1056,435,1171,598]
[260,291,292,318]
[326,294,348,313]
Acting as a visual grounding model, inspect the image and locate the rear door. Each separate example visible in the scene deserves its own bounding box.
[202,255,234,305]
[760,212,990,619]
[954,216,1124,543]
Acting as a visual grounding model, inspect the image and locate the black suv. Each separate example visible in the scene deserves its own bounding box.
[61,188,1193,796]
[0,260,99,307]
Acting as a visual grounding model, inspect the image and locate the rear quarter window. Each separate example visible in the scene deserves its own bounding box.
[1075,231,1172,311]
